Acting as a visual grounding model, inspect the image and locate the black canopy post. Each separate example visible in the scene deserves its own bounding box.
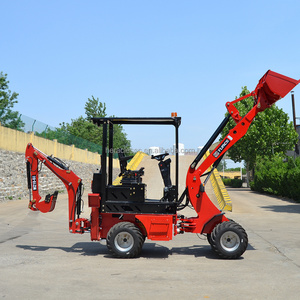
[108,121,114,185]
[101,120,108,201]
[175,121,179,201]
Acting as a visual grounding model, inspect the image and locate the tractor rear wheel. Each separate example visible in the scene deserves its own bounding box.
[210,221,248,259]
[107,222,144,258]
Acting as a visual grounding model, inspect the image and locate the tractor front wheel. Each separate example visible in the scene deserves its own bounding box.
[210,221,248,259]
[107,222,144,258]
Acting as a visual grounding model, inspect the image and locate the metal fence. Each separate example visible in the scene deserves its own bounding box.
[19,114,102,154]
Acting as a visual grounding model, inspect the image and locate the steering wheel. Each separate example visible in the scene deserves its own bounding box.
[151,152,169,161]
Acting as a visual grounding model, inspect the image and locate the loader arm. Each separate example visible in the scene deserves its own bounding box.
[25,143,90,233]
[182,70,300,234]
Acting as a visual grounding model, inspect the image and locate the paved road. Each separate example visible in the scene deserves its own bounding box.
[1,159,300,299]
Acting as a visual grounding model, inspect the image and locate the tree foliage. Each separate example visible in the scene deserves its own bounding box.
[38,96,131,154]
[0,72,24,130]
[221,86,298,170]
[85,96,107,119]
[251,155,300,202]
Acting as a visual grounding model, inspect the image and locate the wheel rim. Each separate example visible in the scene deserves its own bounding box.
[220,231,240,252]
[114,232,134,252]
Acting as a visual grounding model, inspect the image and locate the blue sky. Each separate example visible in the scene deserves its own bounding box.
[2,0,300,161]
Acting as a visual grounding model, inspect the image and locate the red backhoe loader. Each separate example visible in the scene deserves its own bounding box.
[25,70,300,258]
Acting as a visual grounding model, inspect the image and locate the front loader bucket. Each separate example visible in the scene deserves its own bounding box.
[255,70,300,111]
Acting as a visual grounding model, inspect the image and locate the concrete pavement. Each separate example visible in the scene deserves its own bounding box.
[1,191,300,299]
[1,156,300,299]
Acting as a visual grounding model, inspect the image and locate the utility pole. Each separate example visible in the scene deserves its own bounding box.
[291,91,297,130]
[291,91,299,155]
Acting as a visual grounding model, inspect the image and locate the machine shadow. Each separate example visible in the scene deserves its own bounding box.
[141,243,220,259]
[16,242,107,256]
[17,241,254,259]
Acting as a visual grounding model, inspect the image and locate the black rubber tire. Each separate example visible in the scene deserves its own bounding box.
[207,233,212,246]
[210,221,248,259]
[107,222,144,258]
[207,218,233,247]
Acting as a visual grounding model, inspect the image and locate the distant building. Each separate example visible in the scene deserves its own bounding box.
[149,146,160,156]
[178,143,184,156]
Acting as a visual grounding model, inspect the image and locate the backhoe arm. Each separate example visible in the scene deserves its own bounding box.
[25,143,89,233]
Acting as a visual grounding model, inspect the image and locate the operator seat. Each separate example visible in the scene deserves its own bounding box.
[118,149,144,184]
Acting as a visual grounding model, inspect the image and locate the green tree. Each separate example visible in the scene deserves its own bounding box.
[221,86,298,175]
[85,96,107,119]
[69,96,131,153]
[40,96,131,155]
[65,96,106,147]
[66,116,102,146]
[0,72,24,130]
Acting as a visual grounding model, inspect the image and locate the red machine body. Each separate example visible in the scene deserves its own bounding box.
[25,70,300,259]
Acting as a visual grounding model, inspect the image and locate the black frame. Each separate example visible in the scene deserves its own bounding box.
[92,117,181,214]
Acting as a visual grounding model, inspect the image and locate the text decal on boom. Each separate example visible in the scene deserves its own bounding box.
[32,175,37,191]
[213,135,233,158]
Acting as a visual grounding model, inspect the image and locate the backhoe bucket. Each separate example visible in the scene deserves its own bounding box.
[255,70,300,111]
